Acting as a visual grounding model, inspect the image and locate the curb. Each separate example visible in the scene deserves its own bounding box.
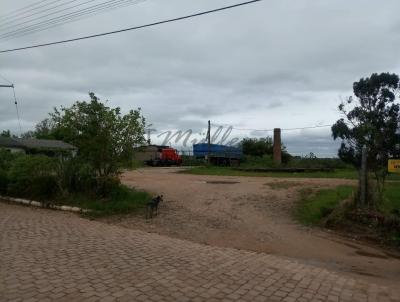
[0,196,91,214]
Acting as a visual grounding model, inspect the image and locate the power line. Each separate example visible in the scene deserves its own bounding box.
[0,0,81,28]
[0,0,57,21]
[211,123,333,132]
[0,0,106,37]
[0,73,13,84]
[0,0,263,53]
[12,86,23,137]
[0,0,146,41]
[281,125,332,131]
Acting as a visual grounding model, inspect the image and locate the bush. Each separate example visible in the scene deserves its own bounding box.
[288,157,350,169]
[181,156,206,166]
[55,157,126,198]
[7,155,58,199]
[241,155,276,167]
[55,157,97,195]
[0,148,20,171]
[0,169,8,194]
[56,185,151,216]
[95,176,121,197]
[241,138,273,157]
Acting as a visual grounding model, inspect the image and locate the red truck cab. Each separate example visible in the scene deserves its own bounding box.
[160,148,182,165]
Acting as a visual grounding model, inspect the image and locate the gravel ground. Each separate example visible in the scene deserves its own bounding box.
[99,167,400,287]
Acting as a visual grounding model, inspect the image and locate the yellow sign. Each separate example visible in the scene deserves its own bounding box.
[388,159,400,173]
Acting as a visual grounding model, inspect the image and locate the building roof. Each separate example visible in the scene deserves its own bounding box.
[0,136,24,149]
[0,137,76,151]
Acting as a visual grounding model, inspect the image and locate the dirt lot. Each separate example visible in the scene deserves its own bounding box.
[102,167,400,286]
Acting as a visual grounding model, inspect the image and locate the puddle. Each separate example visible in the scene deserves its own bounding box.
[350,269,379,277]
[384,252,400,260]
[355,250,388,259]
[206,181,240,185]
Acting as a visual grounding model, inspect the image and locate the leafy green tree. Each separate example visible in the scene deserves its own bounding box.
[36,92,146,179]
[332,72,400,204]
[0,130,11,137]
[241,137,273,157]
[241,137,291,163]
[34,118,56,139]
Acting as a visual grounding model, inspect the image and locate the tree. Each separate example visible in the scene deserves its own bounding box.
[36,92,146,179]
[1,130,11,137]
[240,137,291,163]
[34,118,57,139]
[332,72,400,205]
[241,137,273,157]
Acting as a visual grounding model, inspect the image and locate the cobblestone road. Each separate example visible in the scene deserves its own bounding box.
[1,203,399,302]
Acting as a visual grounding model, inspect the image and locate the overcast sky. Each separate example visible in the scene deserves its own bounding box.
[1,0,400,156]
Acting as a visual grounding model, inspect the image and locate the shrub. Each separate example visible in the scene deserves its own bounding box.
[89,185,151,216]
[7,155,58,199]
[55,184,151,216]
[0,169,8,194]
[288,157,350,169]
[0,148,20,171]
[55,157,121,197]
[55,157,97,195]
[95,175,121,197]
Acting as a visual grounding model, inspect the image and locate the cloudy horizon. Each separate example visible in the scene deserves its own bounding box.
[1,0,400,157]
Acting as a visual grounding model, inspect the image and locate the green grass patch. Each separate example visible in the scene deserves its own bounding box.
[380,182,400,215]
[294,183,399,225]
[56,185,151,217]
[184,166,358,179]
[294,186,355,225]
[183,166,400,181]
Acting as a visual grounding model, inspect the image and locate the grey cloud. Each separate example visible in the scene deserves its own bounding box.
[1,0,400,156]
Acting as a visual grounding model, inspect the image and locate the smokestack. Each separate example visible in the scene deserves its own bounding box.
[273,128,282,164]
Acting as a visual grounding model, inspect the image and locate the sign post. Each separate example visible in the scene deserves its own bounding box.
[388,159,400,173]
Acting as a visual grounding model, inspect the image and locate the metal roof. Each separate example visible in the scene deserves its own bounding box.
[0,137,76,151]
[0,137,24,148]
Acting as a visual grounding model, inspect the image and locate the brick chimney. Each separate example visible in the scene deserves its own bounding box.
[273,128,282,164]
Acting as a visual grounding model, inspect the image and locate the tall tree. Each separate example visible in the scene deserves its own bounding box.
[332,73,400,205]
[0,130,11,137]
[240,137,291,163]
[36,92,146,178]
[241,137,273,157]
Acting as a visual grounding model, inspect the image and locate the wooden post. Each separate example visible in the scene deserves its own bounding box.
[273,128,282,164]
[360,145,367,207]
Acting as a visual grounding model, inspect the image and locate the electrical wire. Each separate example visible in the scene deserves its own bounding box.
[211,122,332,132]
[0,0,58,21]
[12,86,23,137]
[0,0,263,53]
[0,0,102,32]
[0,73,13,84]
[0,0,146,41]
[0,0,80,28]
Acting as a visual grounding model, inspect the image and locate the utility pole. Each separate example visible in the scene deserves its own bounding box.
[207,120,211,162]
[207,120,211,145]
[1,83,22,137]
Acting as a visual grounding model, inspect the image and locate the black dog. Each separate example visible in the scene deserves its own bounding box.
[146,195,163,219]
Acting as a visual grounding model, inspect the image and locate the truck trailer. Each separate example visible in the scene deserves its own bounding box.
[193,143,242,166]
